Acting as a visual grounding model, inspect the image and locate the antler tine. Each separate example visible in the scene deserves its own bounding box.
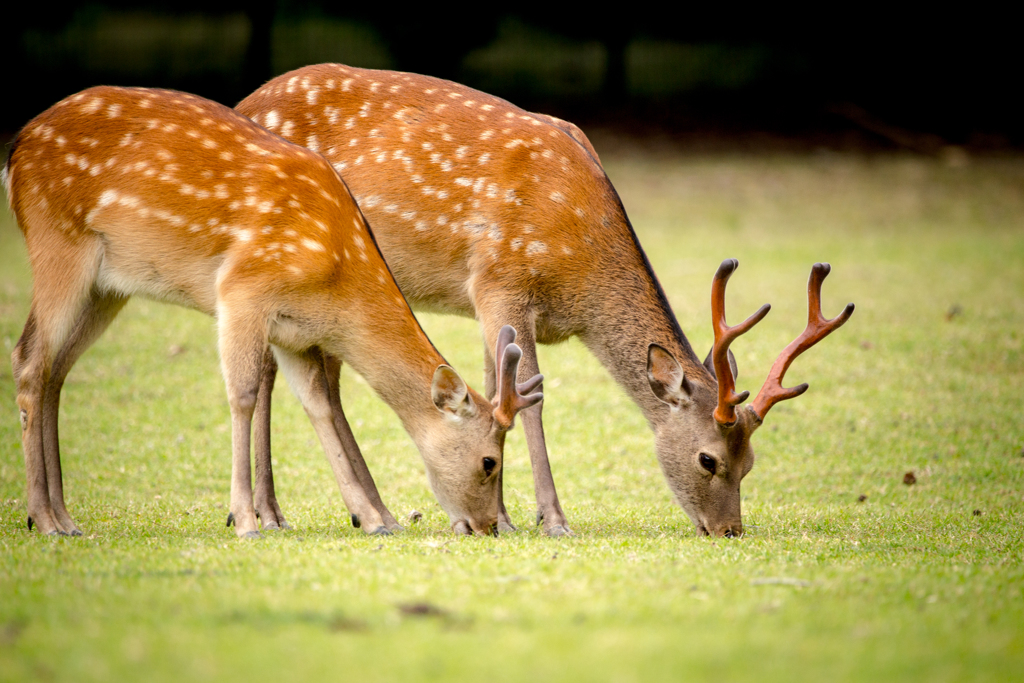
[494,325,517,375]
[493,325,544,429]
[750,263,855,421]
[711,259,771,425]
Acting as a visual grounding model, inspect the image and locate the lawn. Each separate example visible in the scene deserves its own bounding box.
[1,146,1022,682]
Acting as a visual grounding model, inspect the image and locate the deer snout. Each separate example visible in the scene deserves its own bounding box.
[716,522,743,538]
[452,519,499,537]
[698,521,743,538]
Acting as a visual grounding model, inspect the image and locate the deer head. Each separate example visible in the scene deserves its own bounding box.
[422,325,542,535]
[646,259,854,537]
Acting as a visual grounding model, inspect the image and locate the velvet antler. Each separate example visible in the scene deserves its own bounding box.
[750,263,855,421]
[710,259,771,425]
[493,325,544,429]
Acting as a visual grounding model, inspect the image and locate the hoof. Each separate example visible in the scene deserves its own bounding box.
[68,528,83,537]
[241,530,262,540]
[351,514,361,529]
[27,516,34,532]
[226,512,235,527]
[545,524,572,537]
[369,526,391,536]
[387,523,406,533]
[497,520,518,534]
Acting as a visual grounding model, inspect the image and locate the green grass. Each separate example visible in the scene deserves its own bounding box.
[2,150,1023,682]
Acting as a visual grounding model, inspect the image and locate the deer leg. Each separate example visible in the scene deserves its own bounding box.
[217,313,267,539]
[322,353,402,532]
[483,317,571,537]
[13,310,59,536]
[273,347,388,535]
[252,347,289,530]
[482,338,516,533]
[13,238,104,536]
[40,292,128,535]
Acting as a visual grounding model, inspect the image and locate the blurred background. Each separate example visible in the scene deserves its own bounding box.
[5,2,1022,155]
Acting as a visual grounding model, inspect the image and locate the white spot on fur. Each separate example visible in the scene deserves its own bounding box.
[526,241,548,256]
[97,189,119,207]
[550,191,565,203]
[302,238,324,252]
[510,238,523,251]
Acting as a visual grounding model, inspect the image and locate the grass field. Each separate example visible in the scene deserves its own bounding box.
[1,147,1022,682]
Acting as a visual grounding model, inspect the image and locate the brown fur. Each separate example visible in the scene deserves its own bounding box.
[237,65,850,536]
[6,86,532,538]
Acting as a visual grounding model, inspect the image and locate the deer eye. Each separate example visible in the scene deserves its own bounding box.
[483,457,497,476]
[699,453,717,475]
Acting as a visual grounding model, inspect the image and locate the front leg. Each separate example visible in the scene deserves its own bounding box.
[322,354,403,532]
[273,347,387,535]
[252,347,290,530]
[218,313,265,539]
[482,338,516,533]
[483,316,571,537]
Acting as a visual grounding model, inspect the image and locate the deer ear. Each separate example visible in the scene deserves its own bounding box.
[431,365,477,419]
[647,344,692,409]
[703,347,739,381]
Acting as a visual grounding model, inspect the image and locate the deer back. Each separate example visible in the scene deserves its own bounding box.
[237,65,659,343]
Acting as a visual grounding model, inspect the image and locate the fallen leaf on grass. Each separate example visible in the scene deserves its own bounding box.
[751,577,811,588]
[903,471,917,485]
[398,602,448,618]
[327,615,368,632]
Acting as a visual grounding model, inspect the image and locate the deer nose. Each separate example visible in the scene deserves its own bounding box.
[722,524,743,538]
[472,520,499,537]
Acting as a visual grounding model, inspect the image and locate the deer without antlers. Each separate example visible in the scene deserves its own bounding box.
[236,64,854,537]
[4,86,541,538]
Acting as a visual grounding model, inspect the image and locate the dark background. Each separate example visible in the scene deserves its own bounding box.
[6,2,1022,154]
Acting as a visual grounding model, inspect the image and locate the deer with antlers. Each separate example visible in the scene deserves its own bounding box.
[4,86,542,538]
[236,64,854,537]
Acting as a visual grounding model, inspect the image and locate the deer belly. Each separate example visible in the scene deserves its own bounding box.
[95,243,221,314]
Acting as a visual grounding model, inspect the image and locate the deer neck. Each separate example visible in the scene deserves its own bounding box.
[579,236,713,430]
[314,286,447,440]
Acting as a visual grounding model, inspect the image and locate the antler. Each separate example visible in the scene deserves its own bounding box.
[493,325,544,429]
[750,263,855,421]
[711,259,771,425]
